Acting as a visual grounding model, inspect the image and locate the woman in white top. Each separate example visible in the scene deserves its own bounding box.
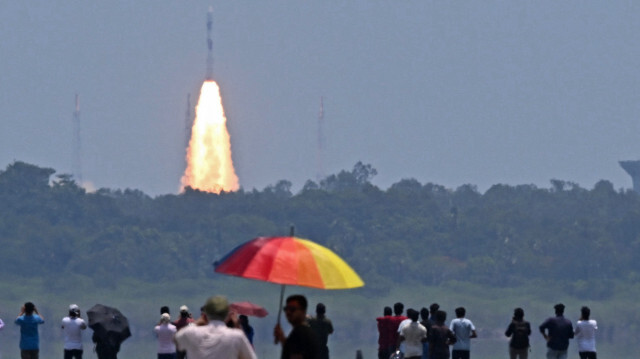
[154,313,178,359]
[574,306,597,359]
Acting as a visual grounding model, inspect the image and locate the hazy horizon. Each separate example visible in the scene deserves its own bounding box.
[2,1,639,195]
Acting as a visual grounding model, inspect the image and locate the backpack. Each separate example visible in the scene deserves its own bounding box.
[510,320,529,349]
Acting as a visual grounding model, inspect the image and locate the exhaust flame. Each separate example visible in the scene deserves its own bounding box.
[181,80,239,193]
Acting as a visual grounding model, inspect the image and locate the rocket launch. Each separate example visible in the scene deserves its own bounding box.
[181,7,239,194]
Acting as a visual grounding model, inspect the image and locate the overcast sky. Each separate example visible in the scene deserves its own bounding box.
[1,1,639,195]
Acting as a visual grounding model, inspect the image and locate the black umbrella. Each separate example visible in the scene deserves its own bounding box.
[87,304,131,346]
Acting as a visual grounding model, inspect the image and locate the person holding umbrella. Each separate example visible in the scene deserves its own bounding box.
[274,295,319,359]
[87,304,131,359]
[175,295,256,359]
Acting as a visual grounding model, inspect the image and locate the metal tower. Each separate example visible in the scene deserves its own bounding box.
[72,94,82,183]
[206,7,213,80]
[316,96,325,182]
[184,93,192,148]
[620,160,640,193]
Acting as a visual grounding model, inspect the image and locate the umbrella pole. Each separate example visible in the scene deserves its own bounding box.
[276,284,286,324]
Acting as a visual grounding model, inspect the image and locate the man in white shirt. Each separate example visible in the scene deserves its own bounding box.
[574,306,597,359]
[61,304,87,359]
[175,295,256,359]
[155,313,177,359]
[398,309,427,359]
[449,307,477,359]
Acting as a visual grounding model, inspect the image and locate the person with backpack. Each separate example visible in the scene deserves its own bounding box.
[505,308,531,359]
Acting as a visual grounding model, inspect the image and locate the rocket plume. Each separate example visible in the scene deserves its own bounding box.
[181,80,239,193]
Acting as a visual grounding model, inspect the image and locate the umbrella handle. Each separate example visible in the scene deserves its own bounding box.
[274,284,286,344]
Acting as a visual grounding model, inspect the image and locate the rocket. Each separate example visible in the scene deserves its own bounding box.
[206,6,213,80]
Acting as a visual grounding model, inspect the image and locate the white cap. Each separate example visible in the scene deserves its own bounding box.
[180,305,189,312]
[160,313,171,323]
[69,304,79,311]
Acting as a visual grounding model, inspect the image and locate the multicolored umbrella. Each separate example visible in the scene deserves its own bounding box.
[230,301,269,318]
[214,235,364,325]
[214,236,364,289]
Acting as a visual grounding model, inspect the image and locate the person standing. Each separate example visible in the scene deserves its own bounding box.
[377,307,394,359]
[449,307,477,359]
[428,310,456,359]
[419,308,430,359]
[239,315,254,345]
[308,303,333,359]
[61,304,87,359]
[398,309,427,359]
[390,302,409,355]
[505,308,531,359]
[154,313,177,359]
[0,313,5,359]
[539,303,574,359]
[574,306,597,359]
[172,305,194,359]
[15,302,45,359]
[273,294,319,359]
[175,296,256,359]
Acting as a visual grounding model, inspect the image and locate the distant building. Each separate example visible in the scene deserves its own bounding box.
[619,160,640,193]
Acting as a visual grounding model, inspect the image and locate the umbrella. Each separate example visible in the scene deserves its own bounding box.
[230,301,269,318]
[214,233,364,325]
[87,304,131,346]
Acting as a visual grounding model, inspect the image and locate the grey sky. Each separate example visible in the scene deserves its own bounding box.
[1,1,639,195]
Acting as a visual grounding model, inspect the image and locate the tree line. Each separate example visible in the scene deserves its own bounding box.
[1,161,638,298]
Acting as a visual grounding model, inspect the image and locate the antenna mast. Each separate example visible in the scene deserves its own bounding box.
[316,96,325,182]
[72,94,82,183]
[185,93,192,148]
[206,7,213,80]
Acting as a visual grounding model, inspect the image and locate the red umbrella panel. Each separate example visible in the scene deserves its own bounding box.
[230,301,269,318]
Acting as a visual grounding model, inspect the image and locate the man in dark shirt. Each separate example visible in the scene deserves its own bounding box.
[274,294,319,359]
[172,305,195,359]
[428,310,456,359]
[308,303,333,359]
[539,303,574,359]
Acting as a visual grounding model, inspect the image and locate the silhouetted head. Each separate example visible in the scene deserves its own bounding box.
[24,302,35,315]
[407,308,419,322]
[435,310,447,324]
[429,303,440,315]
[393,302,404,316]
[239,314,249,326]
[160,306,170,315]
[180,305,190,318]
[455,307,466,318]
[513,308,524,321]
[203,296,229,321]
[384,306,392,316]
[554,303,565,316]
[285,294,308,326]
[69,304,80,318]
[581,306,590,320]
[420,307,429,321]
[316,303,326,316]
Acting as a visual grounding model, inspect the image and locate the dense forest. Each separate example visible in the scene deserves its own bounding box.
[1,161,639,298]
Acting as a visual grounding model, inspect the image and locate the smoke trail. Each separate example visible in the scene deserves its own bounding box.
[181,80,239,193]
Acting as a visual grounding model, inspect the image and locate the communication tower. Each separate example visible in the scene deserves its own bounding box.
[72,94,82,183]
[185,93,192,148]
[620,160,640,193]
[316,96,325,182]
